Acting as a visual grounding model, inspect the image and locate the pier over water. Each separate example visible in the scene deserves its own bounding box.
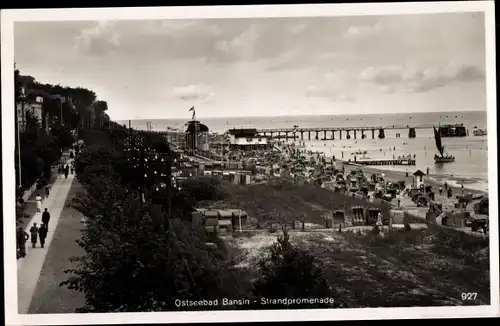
[256,123,467,140]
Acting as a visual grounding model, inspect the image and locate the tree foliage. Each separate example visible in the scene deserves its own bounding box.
[50,124,76,150]
[62,132,246,312]
[181,176,226,202]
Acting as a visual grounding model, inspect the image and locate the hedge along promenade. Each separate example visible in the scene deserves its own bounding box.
[59,128,342,312]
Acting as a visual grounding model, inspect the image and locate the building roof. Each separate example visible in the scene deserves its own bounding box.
[217,210,233,218]
[185,120,209,133]
[413,169,426,176]
[204,210,219,218]
[228,128,258,137]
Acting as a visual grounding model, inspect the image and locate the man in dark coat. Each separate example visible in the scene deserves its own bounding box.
[64,165,69,179]
[17,226,29,258]
[38,224,48,248]
[42,208,51,230]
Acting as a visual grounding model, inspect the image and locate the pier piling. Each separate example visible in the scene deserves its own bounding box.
[408,128,416,138]
[258,123,462,141]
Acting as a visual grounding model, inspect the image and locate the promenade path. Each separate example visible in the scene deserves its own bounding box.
[17,160,76,314]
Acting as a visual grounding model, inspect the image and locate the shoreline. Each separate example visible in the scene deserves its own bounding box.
[337,159,487,196]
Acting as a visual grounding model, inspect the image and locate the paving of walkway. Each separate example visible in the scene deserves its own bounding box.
[17,160,76,314]
[28,178,86,313]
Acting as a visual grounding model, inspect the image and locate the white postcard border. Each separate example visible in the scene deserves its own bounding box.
[2,1,498,325]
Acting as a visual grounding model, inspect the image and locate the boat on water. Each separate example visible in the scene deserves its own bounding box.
[434,154,455,163]
[433,127,455,163]
[473,128,487,136]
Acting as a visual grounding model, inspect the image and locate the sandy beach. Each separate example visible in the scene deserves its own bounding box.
[337,159,487,197]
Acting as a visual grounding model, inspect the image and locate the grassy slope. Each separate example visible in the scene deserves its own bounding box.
[208,180,490,307]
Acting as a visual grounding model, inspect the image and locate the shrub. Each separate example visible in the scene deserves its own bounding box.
[252,228,344,309]
[62,130,246,312]
[181,176,225,202]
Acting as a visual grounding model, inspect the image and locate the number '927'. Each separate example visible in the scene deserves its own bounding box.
[461,293,478,300]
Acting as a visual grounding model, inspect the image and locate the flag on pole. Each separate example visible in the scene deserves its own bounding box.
[189,106,196,120]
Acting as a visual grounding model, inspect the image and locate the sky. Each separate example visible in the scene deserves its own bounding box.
[14,12,487,120]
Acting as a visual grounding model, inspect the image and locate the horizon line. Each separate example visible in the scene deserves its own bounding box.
[112,108,485,122]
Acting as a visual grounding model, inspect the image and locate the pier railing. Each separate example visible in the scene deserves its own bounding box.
[256,124,437,133]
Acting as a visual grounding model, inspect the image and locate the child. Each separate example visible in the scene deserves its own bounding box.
[30,223,39,248]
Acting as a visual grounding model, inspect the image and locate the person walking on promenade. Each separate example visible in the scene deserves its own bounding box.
[30,223,39,248]
[439,186,443,196]
[64,165,69,179]
[42,208,51,230]
[17,226,29,258]
[45,184,50,198]
[38,224,48,248]
[35,193,42,212]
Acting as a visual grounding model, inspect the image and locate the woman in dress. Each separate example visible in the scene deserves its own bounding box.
[30,223,39,248]
[35,194,42,212]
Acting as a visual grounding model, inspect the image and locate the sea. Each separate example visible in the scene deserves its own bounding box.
[117,110,490,192]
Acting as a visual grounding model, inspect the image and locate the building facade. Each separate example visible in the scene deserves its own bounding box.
[228,128,271,151]
[185,120,210,154]
[17,96,44,131]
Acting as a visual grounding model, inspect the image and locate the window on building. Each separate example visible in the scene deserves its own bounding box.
[246,138,253,142]
[258,137,262,142]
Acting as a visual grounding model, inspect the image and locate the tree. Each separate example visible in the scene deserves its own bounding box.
[252,227,345,309]
[74,144,123,186]
[62,171,244,312]
[62,129,250,312]
[180,176,225,202]
[17,110,61,186]
[24,110,41,130]
[50,124,76,150]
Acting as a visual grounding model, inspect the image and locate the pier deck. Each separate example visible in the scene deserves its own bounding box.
[256,124,437,133]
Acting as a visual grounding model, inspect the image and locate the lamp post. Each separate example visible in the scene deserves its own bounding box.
[17,87,26,188]
[60,100,64,126]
